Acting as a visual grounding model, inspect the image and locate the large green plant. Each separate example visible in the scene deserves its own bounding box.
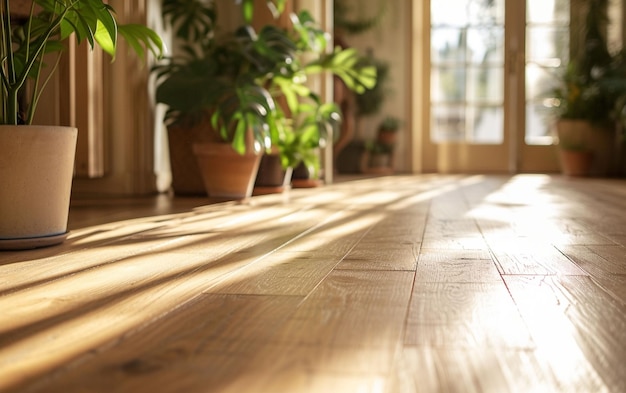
[154,22,296,154]
[0,0,164,126]
[154,2,376,158]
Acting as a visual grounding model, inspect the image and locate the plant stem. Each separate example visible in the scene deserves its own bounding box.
[2,0,18,124]
[27,52,61,124]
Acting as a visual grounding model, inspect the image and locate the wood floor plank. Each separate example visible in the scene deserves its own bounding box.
[405,282,533,348]
[558,244,626,304]
[504,275,614,392]
[558,275,626,391]
[206,251,340,296]
[388,346,563,393]
[276,270,414,348]
[420,236,489,250]
[18,294,302,393]
[337,241,419,271]
[423,219,481,237]
[490,239,588,276]
[415,258,502,283]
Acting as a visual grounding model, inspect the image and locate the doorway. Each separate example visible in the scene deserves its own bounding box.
[419,0,571,173]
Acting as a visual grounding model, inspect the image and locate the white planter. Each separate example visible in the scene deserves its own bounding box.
[0,125,78,250]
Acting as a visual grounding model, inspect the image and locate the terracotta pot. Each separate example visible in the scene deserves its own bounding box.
[167,121,215,196]
[369,153,391,168]
[291,162,323,188]
[254,153,293,195]
[192,142,261,199]
[377,130,397,145]
[556,119,612,176]
[0,125,77,249]
[558,149,593,176]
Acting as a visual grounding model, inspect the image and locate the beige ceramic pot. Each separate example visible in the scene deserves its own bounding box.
[0,125,77,249]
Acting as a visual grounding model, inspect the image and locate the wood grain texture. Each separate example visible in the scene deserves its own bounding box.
[504,275,613,392]
[1,174,625,392]
[22,294,303,393]
[388,346,563,393]
[276,269,414,348]
[405,282,533,348]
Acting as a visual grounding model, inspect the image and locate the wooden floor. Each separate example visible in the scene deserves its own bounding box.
[1,174,626,392]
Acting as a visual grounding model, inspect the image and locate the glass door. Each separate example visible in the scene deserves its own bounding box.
[428,0,509,172]
[424,0,568,173]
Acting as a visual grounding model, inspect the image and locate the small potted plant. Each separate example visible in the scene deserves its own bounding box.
[548,0,616,176]
[361,140,394,174]
[0,0,163,250]
[376,116,401,145]
[266,10,376,189]
[278,92,342,188]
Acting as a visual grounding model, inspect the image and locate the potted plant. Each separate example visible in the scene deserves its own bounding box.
[551,60,614,176]
[154,3,294,199]
[265,10,376,189]
[277,92,342,188]
[362,140,394,174]
[356,115,400,175]
[155,2,376,197]
[0,0,163,250]
[376,116,401,145]
[548,0,616,176]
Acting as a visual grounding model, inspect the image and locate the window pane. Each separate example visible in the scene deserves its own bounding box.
[467,67,503,103]
[431,67,466,103]
[430,0,505,144]
[526,26,569,63]
[471,106,504,144]
[527,0,570,23]
[432,105,465,142]
[432,0,505,26]
[471,0,505,26]
[525,64,561,101]
[431,28,466,64]
[467,27,504,64]
[431,0,471,26]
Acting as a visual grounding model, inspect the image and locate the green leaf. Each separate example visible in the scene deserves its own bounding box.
[118,24,165,60]
[232,118,247,154]
[242,0,254,24]
[95,21,116,56]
